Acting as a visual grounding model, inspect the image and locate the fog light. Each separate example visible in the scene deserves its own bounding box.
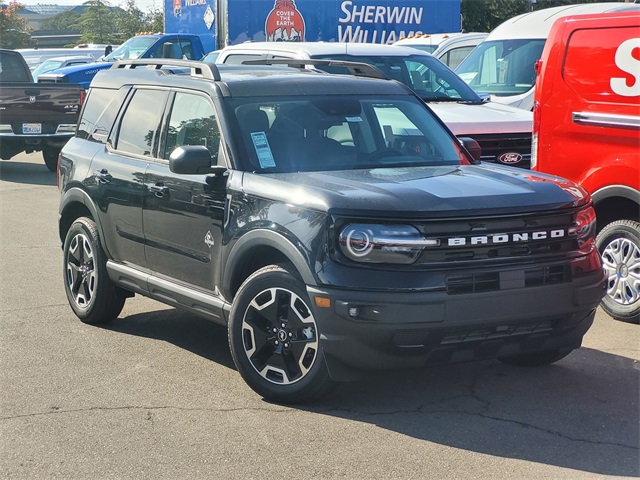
[348,307,360,318]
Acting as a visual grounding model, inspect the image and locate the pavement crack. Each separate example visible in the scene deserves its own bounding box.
[0,405,291,421]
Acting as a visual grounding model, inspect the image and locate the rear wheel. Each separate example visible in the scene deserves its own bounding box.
[228,264,334,404]
[63,217,125,324]
[42,145,60,172]
[597,220,640,324]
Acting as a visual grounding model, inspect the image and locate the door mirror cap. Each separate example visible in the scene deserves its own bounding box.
[458,137,482,163]
[169,145,225,175]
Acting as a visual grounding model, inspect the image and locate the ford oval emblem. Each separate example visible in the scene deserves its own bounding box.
[499,152,523,165]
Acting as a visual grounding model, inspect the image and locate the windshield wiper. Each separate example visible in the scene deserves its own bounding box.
[420,95,465,103]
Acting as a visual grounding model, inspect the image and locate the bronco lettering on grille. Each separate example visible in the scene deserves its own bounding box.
[447,229,566,247]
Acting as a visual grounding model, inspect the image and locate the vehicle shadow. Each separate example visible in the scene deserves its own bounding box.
[310,348,639,477]
[106,308,638,477]
[104,308,235,370]
[0,159,56,186]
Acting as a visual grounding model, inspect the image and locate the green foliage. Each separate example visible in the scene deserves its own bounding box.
[461,0,622,32]
[115,0,145,39]
[36,0,165,44]
[147,7,164,33]
[77,0,118,44]
[41,10,81,31]
[0,1,35,48]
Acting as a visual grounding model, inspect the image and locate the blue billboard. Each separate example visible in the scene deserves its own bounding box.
[166,0,461,49]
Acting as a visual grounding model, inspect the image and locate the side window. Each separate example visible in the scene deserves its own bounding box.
[116,89,168,157]
[91,88,129,144]
[163,92,219,161]
[77,88,114,140]
[443,46,475,70]
[222,53,266,65]
[178,40,195,59]
[149,41,177,59]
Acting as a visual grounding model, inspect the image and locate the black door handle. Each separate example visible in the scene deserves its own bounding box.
[95,169,112,184]
[149,184,169,198]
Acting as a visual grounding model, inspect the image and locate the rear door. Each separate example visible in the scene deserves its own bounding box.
[95,87,169,268]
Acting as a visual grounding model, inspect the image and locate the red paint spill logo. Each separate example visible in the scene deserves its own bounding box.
[265,0,305,42]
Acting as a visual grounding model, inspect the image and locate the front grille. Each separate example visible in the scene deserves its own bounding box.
[440,320,554,344]
[392,320,555,347]
[469,133,532,169]
[414,210,579,266]
[446,265,571,295]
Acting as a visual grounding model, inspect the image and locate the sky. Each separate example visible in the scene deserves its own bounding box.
[17,0,162,12]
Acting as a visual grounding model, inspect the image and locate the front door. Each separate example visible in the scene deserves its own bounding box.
[143,90,226,293]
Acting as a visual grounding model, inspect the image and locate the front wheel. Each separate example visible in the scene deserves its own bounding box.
[42,145,61,172]
[596,219,640,324]
[63,217,125,324]
[228,264,334,404]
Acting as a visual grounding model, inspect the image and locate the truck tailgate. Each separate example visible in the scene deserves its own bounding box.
[0,83,82,134]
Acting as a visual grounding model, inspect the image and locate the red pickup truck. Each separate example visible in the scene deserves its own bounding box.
[0,49,83,171]
[532,11,639,323]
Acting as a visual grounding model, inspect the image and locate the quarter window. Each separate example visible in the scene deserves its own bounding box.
[116,89,168,157]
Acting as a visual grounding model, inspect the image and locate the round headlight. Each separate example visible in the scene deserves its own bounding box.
[338,223,428,264]
[345,228,374,257]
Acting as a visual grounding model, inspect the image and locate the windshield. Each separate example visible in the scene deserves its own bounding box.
[455,39,545,97]
[31,59,63,79]
[230,95,464,173]
[103,36,157,61]
[313,54,482,104]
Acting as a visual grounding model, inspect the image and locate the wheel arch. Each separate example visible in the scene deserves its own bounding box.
[59,188,107,252]
[222,229,317,301]
[591,185,640,234]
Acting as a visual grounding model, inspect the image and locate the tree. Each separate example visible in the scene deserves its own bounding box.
[0,1,34,48]
[461,0,617,32]
[41,9,81,31]
[77,0,118,44]
[146,7,164,33]
[115,0,145,39]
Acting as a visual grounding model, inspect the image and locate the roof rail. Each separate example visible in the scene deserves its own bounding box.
[112,59,221,81]
[241,59,388,80]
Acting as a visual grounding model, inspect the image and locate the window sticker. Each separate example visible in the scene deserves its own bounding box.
[345,116,363,122]
[251,132,276,168]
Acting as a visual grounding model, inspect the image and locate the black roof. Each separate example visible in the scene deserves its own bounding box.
[90,62,411,98]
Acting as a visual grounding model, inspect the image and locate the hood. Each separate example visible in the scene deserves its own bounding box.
[242,165,587,218]
[46,61,112,77]
[429,102,532,136]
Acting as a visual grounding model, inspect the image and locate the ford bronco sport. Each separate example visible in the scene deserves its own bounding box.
[58,59,606,403]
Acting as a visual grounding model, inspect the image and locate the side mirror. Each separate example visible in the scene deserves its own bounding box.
[169,145,223,175]
[104,45,112,56]
[458,137,482,163]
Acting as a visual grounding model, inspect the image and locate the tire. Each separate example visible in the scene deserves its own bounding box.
[228,264,334,404]
[596,219,640,324]
[42,145,60,172]
[63,217,125,324]
[498,348,573,367]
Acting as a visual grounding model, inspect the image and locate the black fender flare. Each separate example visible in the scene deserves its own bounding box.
[222,228,317,300]
[591,185,640,206]
[58,187,111,256]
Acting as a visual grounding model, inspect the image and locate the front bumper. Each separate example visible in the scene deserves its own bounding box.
[307,269,606,376]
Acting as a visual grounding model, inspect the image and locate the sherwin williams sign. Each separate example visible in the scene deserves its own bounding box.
[165,0,460,49]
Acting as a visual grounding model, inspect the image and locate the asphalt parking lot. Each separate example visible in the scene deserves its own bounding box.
[1,152,638,479]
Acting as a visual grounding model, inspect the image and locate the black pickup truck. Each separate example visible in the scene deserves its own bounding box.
[0,49,83,171]
[58,59,606,403]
